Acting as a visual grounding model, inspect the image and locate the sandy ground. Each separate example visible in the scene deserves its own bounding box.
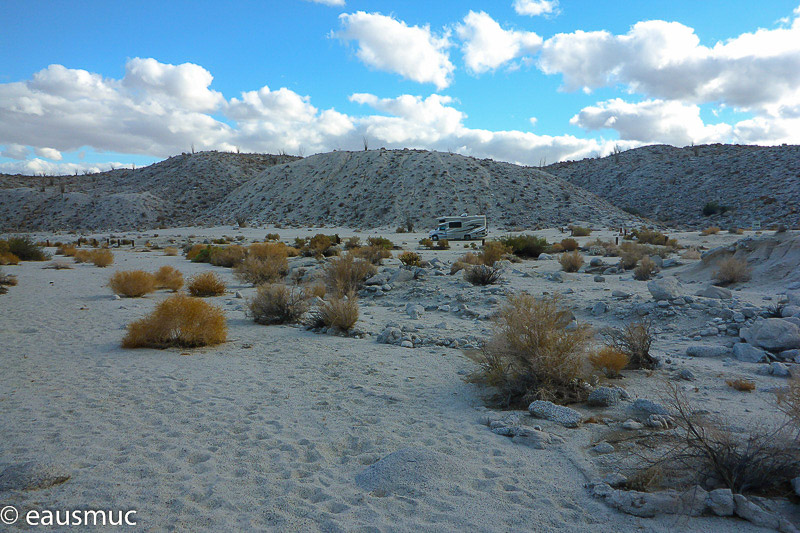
[0,225,794,532]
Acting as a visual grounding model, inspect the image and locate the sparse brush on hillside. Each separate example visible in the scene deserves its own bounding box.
[306,295,359,331]
[468,294,592,407]
[109,270,156,297]
[559,251,584,272]
[324,253,376,297]
[297,234,339,257]
[713,257,751,285]
[633,256,658,280]
[248,284,307,325]
[154,265,184,292]
[499,234,549,258]
[122,294,227,349]
[188,272,226,297]
[398,251,421,267]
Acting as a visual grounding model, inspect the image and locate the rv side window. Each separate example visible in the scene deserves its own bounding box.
[449,222,462,228]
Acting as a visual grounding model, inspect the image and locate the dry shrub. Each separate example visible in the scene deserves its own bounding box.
[248,284,308,325]
[265,233,280,241]
[345,236,362,249]
[570,225,592,237]
[560,238,579,252]
[302,234,339,257]
[464,264,502,286]
[632,227,669,246]
[234,255,288,285]
[122,294,226,349]
[602,320,656,369]
[154,265,184,292]
[188,272,226,297]
[109,270,156,297]
[367,236,394,250]
[659,383,800,495]
[480,241,510,265]
[436,239,450,250]
[586,238,619,257]
[777,376,800,427]
[0,271,18,286]
[633,256,658,280]
[419,238,433,249]
[681,248,702,260]
[499,234,549,258]
[210,245,246,267]
[248,242,289,261]
[73,249,92,263]
[307,295,359,331]
[45,260,72,269]
[57,244,77,256]
[619,242,667,269]
[468,294,592,407]
[185,244,206,261]
[726,379,755,392]
[0,252,20,265]
[559,250,584,272]
[398,251,421,267]
[351,245,391,265]
[164,247,179,256]
[713,257,751,285]
[302,282,326,300]
[91,249,114,267]
[324,253,376,297]
[701,226,721,236]
[589,346,629,377]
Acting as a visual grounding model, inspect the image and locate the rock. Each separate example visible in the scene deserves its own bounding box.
[793,477,800,497]
[0,462,70,491]
[546,271,565,282]
[732,343,768,363]
[631,399,669,417]
[528,400,582,428]
[787,291,800,306]
[766,362,791,377]
[390,269,415,284]
[510,428,561,449]
[593,275,605,283]
[612,290,631,299]
[594,485,708,518]
[400,340,414,348]
[733,494,780,531]
[591,301,608,316]
[603,472,628,488]
[779,349,800,361]
[662,258,679,268]
[377,327,402,345]
[686,345,729,358]
[645,414,675,429]
[740,318,800,352]
[405,303,424,320]
[647,278,681,301]
[696,285,732,299]
[587,386,629,407]
[590,257,604,267]
[782,305,800,318]
[706,488,734,516]
[365,272,391,286]
[113,294,121,300]
[676,369,696,381]
[234,291,243,299]
[621,419,644,430]
[537,253,553,260]
[592,442,614,454]
[354,448,466,496]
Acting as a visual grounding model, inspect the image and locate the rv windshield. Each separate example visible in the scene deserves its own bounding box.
[438,225,447,231]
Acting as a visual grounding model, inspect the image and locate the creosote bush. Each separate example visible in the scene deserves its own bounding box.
[234,255,288,285]
[464,264,502,286]
[2,237,50,261]
[0,252,20,265]
[307,295,359,331]
[210,245,246,267]
[345,236,362,250]
[560,238,579,252]
[109,270,156,297]
[248,284,307,325]
[122,294,227,349]
[367,236,393,250]
[701,226,721,236]
[570,225,592,237]
[559,250,584,272]
[90,249,114,267]
[602,320,656,369]
[629,227,670,246]
[419,238,433,249]
[164,247,179,256]
[468,294,592,407]
[633,256,658,280]
[498,234,549,258]
[435,239,450,250]
[188,272,226,297]
[351,245,391,265]
[589,346,629,378]
[480,241,510,265]
[154,265,184,292]
[713,257,751,285]
[324,253,376,297]
[398,251,421,267]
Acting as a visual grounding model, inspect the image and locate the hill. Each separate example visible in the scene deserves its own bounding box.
[545,144,800,229]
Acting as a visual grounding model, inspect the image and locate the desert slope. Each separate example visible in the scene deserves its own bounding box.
[209,149,641,230]
[545,143,800,228]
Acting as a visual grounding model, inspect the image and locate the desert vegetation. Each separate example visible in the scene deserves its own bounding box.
[713,257,752,285]
[248,284,307,325]
[498,234,549,258]
[108,270,156,297]
[154,266,184,292]
[307,295,359,331]
[122,295,227,349]
[187,272,226,297]
[559,250,584,272]
[601,320,656,369]
[0,237,49,262]
[324,253,376,297]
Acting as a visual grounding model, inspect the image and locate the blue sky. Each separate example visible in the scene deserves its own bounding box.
[1,0,799,174]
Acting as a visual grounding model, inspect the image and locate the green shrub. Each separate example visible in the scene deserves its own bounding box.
[399,251,422,267]
[4,236,50,261]
[367,236,393,250]
[703,201,729,217]
[499,234,549,258]
[570,226,592,237]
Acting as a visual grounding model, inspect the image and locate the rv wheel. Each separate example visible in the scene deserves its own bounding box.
[464,234,471,240]
[431,235,439,241]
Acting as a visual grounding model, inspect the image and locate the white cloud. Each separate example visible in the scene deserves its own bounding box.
[513,0,559,17]
[1,143,28,159]
[456,11,542,74]
[571,98,733,146]
[336,12,454,89]
[305,0,345,5]
[34,147,62,160]
[0,158,125,176]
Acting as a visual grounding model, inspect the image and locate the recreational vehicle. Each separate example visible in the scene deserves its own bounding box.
[428,214,488,241]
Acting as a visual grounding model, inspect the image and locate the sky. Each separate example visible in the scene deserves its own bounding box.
[1,0,800,175]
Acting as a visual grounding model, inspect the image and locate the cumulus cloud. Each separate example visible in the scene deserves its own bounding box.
[1,143,29,160]
[336,12,454,89]
[34,147,63,160]
[571,98,733,146]
[513,0,559,17]
[0,158,126,176]
[456,11,542,74]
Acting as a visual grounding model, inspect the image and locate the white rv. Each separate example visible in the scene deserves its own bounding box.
[428,214,488,241]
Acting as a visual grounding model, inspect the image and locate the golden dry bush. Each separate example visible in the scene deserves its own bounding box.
[726,378,756,392]
[0,252,20,265]
[248,284,308,325]
[57,244,77,257]
[324,253,376,297]
[234,255,288,285]
[701,226,721,236]
[209,245,246,267]
[681,248,702,260]
[560,238,579,252]
[458,252,482,266]
[398,251,421,267]
[122,294,227,349]
[185,244,206,260]
[154,265,184,292]
[0,270,19,286]
[163,247,179,256]
[307,295,359,331]
[633,256,658,280]
[468,294,593,407]
[90,249,114,267]
[351,245,391,265]
[187,272,226,297]
[713,257,752,285]
[302,282,326,300]
[479,241,510,265]
[108,270,156,297]
[570,226,592,237]
[559,250,584,272]
[778,376,800,426]
[589,346,629,377]
[73,249,93,263]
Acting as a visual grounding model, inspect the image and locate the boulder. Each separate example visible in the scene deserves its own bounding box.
[390,269,415,284]
[591,301,608,316]
[630,399,669,417]
[706,488,734,517]
[686,345,730,358]
[732,343,768,363]
[740,318,800,352]
[696,285,732,300]
[647,278,681,301]
[528,400,582,428]
[587,386,629,407]
[405,303,424,320]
